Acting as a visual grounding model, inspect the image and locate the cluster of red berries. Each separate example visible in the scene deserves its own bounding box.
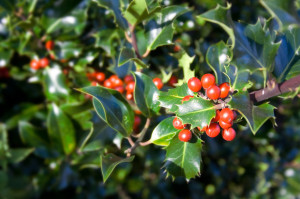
[29,40,54,70]
[173,73,237,142]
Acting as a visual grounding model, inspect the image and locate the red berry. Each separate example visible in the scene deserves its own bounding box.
[125,81,135,93]
[126,92,133,100]
[134,110,142,115]
[173,45,181,52]
[91,81,98,86]
[178,129,192,142]
[201,74,215,89]
[211,110,220,122]
[112,78,123,87]
[153,78,163,90]
[220,108,234,123]
[206,85,220,100]
[109,74,118,82]
[219,120,233,129]
[133,116,141,129]
[197,125,207,132]
[222,128,236,141]
[188,77,202,92]
[114,86,124,93]
[45,40,54,50]
[173,117,185,129]
[30,59,40,70]
[219,82,230,98]
[104,79,113,88]
[0,67,10,78]
[206,123,220,138]
[181,95,194,103]
[168,75,178,87]
[96,72,105,82]
[39,58,49,68]
[124,75,134,84]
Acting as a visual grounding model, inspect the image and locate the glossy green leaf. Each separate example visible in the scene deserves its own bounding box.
[150,117,180,146]
[175,97,216,129]
[123,0,161,26]
[77,86,134,136]
[47,103,76,155]
[133,72,160,117]
[100,153,134,183]
[8,148,34,164]
[45,0,82,18]
[118,47,148,69]
[176,51,195,85]
[159,83,194,112]
[93,29,121,56]
[93,0,128,29]
[227,65,253,91]
[0,124,9,165]
[57,41,83,60]
[44,66,69,101]
[260,0,300,29]
[164,134,202,180]
[228,91,275,134]
[197,4,235,48]
[206,41,232,84]
[18,121,49,148]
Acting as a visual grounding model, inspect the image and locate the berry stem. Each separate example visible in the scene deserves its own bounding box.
[125,118,151,157]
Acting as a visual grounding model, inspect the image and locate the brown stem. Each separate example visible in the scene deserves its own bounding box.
[128,24,142,59]
[250,74,300,103]
[125,118,151,157]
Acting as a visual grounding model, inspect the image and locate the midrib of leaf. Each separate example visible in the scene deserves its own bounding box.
[181,142,187,169]
[179,106,215,115]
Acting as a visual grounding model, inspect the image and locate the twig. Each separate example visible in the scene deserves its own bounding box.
[128,24,142,59]
[125,118,151,157]
[126,137,134,147]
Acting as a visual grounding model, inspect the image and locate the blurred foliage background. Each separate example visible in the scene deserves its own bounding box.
[0,0,300,198]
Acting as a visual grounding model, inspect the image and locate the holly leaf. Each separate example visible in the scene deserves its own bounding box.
[227,65,253,91]
[175,97,216,129]
[228,91,275,134]
[123,0,161,26]
[259,0,300,29]
[92,0,128,29]
[101,153,134,183]
[158,83,194,112]
[133,72,160,117]
[47,103,76,155]
[176,51,195,85]
[118,47,148,69]
[93,29,121,56]
[77,86,134,137]
[206,41,232,84]
[8,148,34,164]
[164,134,202,180]
[150,117,180,146]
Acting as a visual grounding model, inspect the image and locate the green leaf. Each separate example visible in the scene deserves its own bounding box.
[8,148,34,164]
[57,41,83,60]
[0,124,9,165]
[123,0,161,26]
[0,0,15,12]
[197,4,235,48]
[228,91,275,134]
[260,0,300,29]
[175,97,216,129]
[100,153,134,183]
[18,121,49,148]
[164,134,202,180]
[93,0,128,29]
[77,86,134,136]
[206,41,232,84]
[150,117,180,146]
[176,51,195,85]
[118,47,148,69]
[133,72,160,117]
[47,103,76,155]
[43,66,69,101]
[158,83,194,112]
[93,29,121,56]
[227,65,253,91]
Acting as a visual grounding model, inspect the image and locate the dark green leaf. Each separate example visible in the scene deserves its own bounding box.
[164,134,202,180]
[206,41,232,84]
[0,124,9,163]
[77,86,134,136]
[227,65,253,91]
[8,148,34,164]
[93,0,128,29]
[93,29,121,56]
[133,72,160,117]
[159,83,194,112]
[101,153,134,183]
[47,103,76,155]
[228,91,275,134]
[0,0,15,12]
[176,97,216,129]
[118,47,148,69]
[150,117,180,146]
